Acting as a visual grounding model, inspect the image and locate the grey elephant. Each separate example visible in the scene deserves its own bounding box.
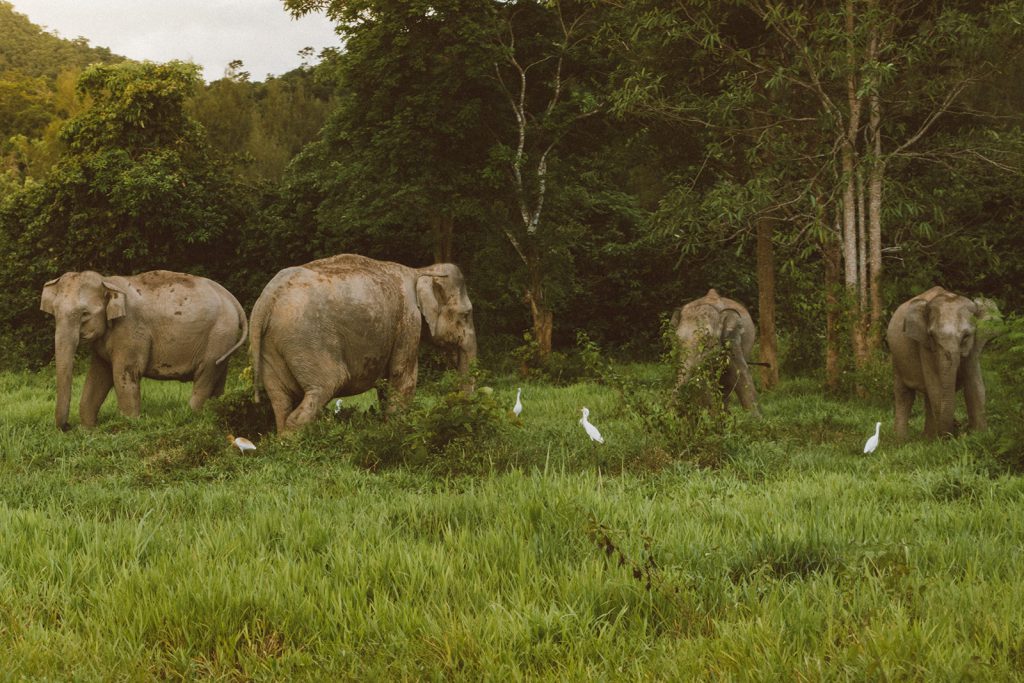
[40,270,248,431]
[886,286,1000,440]
[671,288,760,414]
[250,254,478,433]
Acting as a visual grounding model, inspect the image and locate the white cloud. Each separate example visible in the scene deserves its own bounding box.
[9,0,340,81]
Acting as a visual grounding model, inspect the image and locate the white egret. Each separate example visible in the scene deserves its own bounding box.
[863,422,880,454]
[513,388,523,417]
[332,398,343,415]
[580,407,604,444]
[228,434,256,453]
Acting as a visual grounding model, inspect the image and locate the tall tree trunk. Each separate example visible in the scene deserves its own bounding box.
[867,90,884,352]
[824,215,843,392]
[843,0,867,372]
[524,242,553,357]
[431,213,454,263]
[756,216,779,389]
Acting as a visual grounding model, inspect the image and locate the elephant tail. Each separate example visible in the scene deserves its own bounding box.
[216,292,249,366]
[249,289,270,404]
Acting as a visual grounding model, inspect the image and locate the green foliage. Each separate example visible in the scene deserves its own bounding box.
[580,329,741,469]
[980,313,1024,471]
[511,331,594,385]
[347,371,510,474]
[0,61,255,364]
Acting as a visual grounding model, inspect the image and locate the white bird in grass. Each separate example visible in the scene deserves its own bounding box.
[228,434,256,453]
[332,398,343,415]
[513,388,523,417]
[863,422,881,454]
[580,407,604,444]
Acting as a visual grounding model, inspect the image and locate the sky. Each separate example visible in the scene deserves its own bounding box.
[10,0,341,81]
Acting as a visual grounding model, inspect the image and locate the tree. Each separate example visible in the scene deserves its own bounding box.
[283,0,500,264]
[490,0,604,357]
[603,0,1024,386]
[0,61,251,362]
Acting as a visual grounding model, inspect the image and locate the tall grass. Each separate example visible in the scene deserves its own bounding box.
[0,361,1022,679]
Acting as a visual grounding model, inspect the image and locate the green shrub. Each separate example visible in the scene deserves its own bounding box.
[512,331,594,385]
[345,370,510,474]
[980,313,1024,471]
[580,329,741,469]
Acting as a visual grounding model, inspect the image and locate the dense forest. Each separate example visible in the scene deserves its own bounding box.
[1,0,1022,389]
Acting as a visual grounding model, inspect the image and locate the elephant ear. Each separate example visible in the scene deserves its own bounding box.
[902,299,931,348]
[416,274,448,338]
[102,280,128,321]
[40,276,62,316]
[972,297,1003,353]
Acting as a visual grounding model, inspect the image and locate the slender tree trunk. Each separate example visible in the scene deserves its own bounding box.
[431,213,454,263]
[843,0,868,372]
[526,257,553,357]
[867,91,884,352]
[756,216,779,389]
[855,167,870,368]
[824,214,843,392]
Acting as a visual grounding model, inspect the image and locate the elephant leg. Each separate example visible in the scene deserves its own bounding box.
[264,382,295,434]
[112,361,143,418]
[384,342,419,413]
[731,357,760,415]
[284,387,332,431]
[212,362,229,398]
[80,355,114,428]
[384,365,418,413]
[963,359,987,432]
[188,361,224,411]
[893,381,914,441]
[922,394,936,439]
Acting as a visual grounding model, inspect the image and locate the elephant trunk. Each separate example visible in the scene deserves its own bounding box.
[457,331,478,391]
[54,320,80,431]
[675,343,703,388]
[936,350,959,436]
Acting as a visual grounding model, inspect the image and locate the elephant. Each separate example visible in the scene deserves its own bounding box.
[671,288,760,414]
[886,286,1000,440]
[249,253,478,433]
[40,270,248,431]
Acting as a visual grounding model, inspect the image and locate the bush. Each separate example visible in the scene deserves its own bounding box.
[512,332,594,385]
[581,330,741,469]
[345,370,510,474]
[980,313,1024,471]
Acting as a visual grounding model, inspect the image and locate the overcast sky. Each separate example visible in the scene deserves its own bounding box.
[10,0,341,81]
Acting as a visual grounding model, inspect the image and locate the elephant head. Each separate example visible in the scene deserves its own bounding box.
[672,296,745,387]
[902,289,999,435]
[415,263,478,376]
[40,271,128,431]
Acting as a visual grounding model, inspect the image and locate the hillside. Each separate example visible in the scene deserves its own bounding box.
[0,2,120,80]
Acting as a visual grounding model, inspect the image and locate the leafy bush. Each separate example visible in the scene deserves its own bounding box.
[980,313,1024,471]
[580,329,741,469]
[512,331,594,385]
[345,370,510,474]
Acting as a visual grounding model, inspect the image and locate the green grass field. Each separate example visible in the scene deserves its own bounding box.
[1,364,1023,680]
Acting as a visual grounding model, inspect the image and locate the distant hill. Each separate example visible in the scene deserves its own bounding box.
[0,1,123,80]
[0,1,127,183]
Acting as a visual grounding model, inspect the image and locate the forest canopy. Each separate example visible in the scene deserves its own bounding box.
[1,0,1022,387]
